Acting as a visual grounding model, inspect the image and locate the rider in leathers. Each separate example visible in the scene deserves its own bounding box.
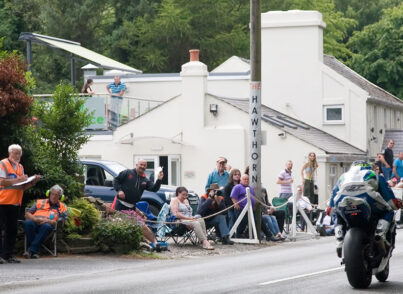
[328,160,401,257]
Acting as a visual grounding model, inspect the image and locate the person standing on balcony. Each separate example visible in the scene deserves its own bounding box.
[106,76,126,130]
[81,79,95,95]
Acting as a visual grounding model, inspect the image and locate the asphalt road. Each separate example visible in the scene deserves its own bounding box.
[1,232,403,293]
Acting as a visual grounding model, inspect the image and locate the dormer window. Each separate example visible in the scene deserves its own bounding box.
[323,105,344,124]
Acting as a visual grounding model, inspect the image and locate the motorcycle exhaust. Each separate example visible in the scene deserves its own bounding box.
[374,235,386,257]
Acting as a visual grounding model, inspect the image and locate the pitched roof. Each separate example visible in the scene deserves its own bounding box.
[215,96,366,155]
[323,55,402,104]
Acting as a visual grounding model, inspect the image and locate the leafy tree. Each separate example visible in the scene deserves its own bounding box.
[25,83,92,199]
[347,4,403,99]
[334,0,401,31]
[106,0,250,72]
[0,42,35,158]
[0,0,42,52]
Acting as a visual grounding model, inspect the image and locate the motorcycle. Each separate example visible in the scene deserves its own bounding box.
[336,196,396,289]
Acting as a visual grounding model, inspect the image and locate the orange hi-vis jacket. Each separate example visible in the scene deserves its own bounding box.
[33,199,67,222]
[0,158,24,205]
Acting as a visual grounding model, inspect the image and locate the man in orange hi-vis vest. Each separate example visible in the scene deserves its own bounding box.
[23,184,67,259]
[0,144,40,264]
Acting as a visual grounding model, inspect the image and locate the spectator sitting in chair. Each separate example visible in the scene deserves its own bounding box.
[197,183,234,245]
[261,188,286,240]
[287,185,314,231]
[262,188,286,234]
[171,187,214,250]
[316,206,335,236]
[23,185,67,259]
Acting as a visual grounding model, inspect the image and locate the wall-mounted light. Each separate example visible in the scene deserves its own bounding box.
[370,127,374,133]
[379,129,383,134]
[209,104,218,115]
[278,132,286,139]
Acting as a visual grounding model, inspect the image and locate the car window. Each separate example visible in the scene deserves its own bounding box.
[104,169,114,182]
[85,164,105,186]
[106,162,127,175]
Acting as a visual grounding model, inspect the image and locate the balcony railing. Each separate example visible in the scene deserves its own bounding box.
[33,94,164,131]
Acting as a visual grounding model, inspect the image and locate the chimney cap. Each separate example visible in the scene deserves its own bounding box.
[189,49,200,62]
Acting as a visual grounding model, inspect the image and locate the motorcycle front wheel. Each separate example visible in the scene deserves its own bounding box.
[343,228,372,289]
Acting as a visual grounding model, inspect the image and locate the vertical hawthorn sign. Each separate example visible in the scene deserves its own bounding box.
[249,83,261,186]
[250,0,262,239]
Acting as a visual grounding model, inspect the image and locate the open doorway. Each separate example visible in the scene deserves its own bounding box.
[134,155,181,186]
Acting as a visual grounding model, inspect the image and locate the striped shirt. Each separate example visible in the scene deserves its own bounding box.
[278,169,292,193]
[107,82,126,97]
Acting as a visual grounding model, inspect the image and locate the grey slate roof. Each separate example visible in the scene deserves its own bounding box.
[216,97,366,155]
[323,55,403,104]
[382,130,403,155]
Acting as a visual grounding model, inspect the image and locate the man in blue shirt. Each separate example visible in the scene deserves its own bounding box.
[205,157,229,192]
[106,76,126,130]
[393,151,403,181]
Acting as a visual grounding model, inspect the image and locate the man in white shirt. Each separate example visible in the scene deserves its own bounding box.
[287,185,313,231]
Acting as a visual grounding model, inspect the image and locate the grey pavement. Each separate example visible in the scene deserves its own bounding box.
[1,233,403,293]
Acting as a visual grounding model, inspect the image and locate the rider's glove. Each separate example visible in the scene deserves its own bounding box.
[392,198,403,209]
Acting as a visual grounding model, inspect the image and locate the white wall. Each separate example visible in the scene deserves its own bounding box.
[261,10,325,128]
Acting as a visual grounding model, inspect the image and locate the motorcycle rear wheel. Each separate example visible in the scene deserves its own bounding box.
[375,261,389,282]
[344,228,372,289]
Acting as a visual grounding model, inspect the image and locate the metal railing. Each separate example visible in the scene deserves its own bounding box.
[33,94,164,131]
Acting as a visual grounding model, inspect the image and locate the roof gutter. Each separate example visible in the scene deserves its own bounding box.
[367,96,403,111]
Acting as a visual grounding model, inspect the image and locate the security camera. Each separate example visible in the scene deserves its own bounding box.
[278,132,286,138]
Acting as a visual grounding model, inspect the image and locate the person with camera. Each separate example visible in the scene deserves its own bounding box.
[197,183,234,245]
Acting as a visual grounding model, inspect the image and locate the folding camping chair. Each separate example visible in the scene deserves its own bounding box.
[23,220,63,257]
[272,197,304,234]
[136,201,158,232]
[155,203,198,245]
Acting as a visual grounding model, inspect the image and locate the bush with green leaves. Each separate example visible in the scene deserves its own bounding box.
[64,198,100,238]
[23,82,92,201]
[92,213,143,253]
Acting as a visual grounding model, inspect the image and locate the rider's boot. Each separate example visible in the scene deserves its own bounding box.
[375,219,390,241]
[374,219,390,256]
[335,224,344,258]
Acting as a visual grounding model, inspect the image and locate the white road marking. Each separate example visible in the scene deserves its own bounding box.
[259,266,344,286]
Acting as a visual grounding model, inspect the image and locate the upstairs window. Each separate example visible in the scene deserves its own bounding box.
[323,105,344,124]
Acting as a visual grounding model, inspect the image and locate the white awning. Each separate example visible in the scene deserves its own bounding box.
[20,33,141,73]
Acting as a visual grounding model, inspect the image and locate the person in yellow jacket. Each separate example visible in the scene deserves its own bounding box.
[0,144,40,264]
[23,185,67,259]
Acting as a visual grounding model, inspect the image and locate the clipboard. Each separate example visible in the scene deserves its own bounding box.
[13,175,36,186]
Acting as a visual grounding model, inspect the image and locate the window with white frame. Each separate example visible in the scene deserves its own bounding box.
[323,105,344,124]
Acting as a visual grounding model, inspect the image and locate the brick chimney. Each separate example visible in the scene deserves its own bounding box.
[189,49,199,62]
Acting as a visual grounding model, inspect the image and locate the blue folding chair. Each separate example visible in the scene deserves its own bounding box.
[136,201,158,232]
